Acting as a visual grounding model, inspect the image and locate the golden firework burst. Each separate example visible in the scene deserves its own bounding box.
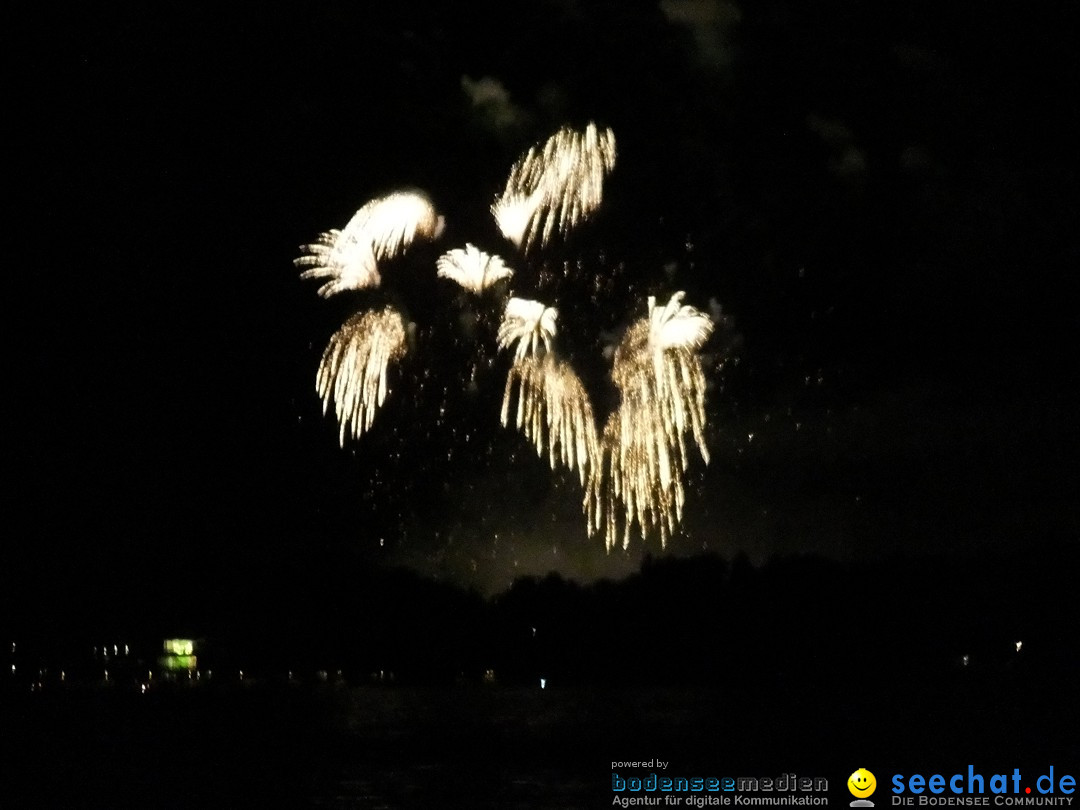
[587,293,713,550]
[492,123,616,252]
[501,354,599,487]
[297,191,444,298]
[316,307,408,446]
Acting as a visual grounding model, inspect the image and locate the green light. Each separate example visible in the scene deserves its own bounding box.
[164,639,194,655]
[162,654,197,671]
[160,639,197,672]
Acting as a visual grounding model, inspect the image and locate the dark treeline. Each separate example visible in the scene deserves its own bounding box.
[7,542,1076,689]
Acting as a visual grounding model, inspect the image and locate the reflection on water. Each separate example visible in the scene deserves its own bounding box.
[312,764,592,809]
[2,676,1074,809]
[308,687,605,808]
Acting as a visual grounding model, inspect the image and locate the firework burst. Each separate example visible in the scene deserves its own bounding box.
[436,243,514,293]
[297,191,444,298]
[496,297,558,361]
[297,122,723,553]
[587,293,714,550]
[500,354,599,487]
[316,307,408,446]
[492,123,616,252]
[495,297,598,484]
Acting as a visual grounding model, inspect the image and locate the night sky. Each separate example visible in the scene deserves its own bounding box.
[5,2,1076,632]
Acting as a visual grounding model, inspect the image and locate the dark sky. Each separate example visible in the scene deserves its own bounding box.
[4,1,1076,625]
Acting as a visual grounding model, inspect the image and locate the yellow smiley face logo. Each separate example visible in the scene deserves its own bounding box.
[848,768,877,798]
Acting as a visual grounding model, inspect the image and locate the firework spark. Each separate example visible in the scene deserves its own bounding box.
[587,293,713,550]
[496,298,598,485]
[296,234,380,298]
[650,291,714,353]
[497,297,558,361]
[492,123,616,252]
[316,307,408,446]
[296,124,722,553]
[501,354,599,486]
[297,191,445,298]
[436,243,514,293]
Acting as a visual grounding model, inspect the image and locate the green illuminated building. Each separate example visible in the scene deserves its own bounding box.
[159,638,197,673]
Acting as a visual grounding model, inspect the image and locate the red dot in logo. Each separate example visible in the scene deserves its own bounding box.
[1026,788,1031,795]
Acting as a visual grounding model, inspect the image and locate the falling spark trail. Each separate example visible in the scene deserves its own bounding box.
[492,123,616,252]
[297,191,444,298]
[316,307,408,445]
[496,299,598,486]
[436,244,514,293]
[587,293,713,550]
[500,354,599,486]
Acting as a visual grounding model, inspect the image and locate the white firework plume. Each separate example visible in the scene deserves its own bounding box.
[315,307,408,446]
[492,122,616,252]
[496,297,558,362]
[645,292,713,459]
[649,291,714,353]
[296,233,380,298]
[297,191,445,298]
[489,191,541,253]
[586,292,713,551]
[495,297,597,485]
[436,243,514,293]
[500,354,599,487]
